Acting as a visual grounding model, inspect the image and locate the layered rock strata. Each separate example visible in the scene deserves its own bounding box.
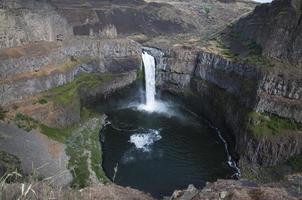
[154,45,302,167]
[0,37,141,105]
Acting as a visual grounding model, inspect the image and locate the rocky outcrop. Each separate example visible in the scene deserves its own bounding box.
[256,69,302,123]
[51,0,198,36]
[2,181,155,200]
[0,0,73,49]
[0,122,72,187]
[0,37,142,105]
[49,0,256,44]
[154,44,302,167]
[170,177,301,200]
[234,0,302,67]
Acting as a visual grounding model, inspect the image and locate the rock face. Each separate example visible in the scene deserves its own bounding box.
[50,0,198,36]
[154,42,302,167]
[0,38,142,105]
[170,178,300,200]
[48,0,256,44]
[234,0,302,66]
[0,0,73,49]
[0,122,72,187]
[149,0,302,170]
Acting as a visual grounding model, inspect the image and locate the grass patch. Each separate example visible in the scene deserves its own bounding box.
[43,73,114,126]
[288,155,302,171]
[14,113,38,132]
[212,38,236,59]
[12,111,108,187]
[228,30,274,67]
[89,126,107,183]
[10,72,114,186]
[0,151,22,178]
[80,107,98,122]
[37,99,48,104]
[39,125,71,143]
[13,113,72,143]
[46,73,113,107]
[242,40,273,67]
[248,112,302,137]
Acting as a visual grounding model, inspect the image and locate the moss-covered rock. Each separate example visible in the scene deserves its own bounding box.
[66,116,108,188]
[248,112,302,138]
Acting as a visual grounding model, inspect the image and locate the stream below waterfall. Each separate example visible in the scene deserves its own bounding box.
[97,51,238,198]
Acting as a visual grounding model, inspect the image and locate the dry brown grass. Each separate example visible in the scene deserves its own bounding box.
[0,41,60,60]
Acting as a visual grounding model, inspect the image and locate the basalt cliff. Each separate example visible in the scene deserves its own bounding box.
[150,0,302,169]
[0,0,301,199]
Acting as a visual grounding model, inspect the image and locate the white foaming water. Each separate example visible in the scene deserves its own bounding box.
[129,129,162,152]
[142,51,156,112]
[138,100,171,114]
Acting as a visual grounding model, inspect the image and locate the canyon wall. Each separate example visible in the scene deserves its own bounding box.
[152,0,302,168]
[234,0,302,66]
[154,45,302,167]
[0,0,73,49]
[0,38,141,105]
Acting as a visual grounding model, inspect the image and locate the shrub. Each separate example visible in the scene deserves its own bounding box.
[14,113,38,132]
[0,107,7,120]
[37,99,48,104]
[248,112,302,137]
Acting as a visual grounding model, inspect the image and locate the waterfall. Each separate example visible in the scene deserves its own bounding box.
[142,51,156,111]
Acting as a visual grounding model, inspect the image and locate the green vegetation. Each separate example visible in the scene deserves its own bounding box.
[212,38,236,59]
[0,151,22,178]
[37,99,48,104]
[242,40,273,67]
[43,73,114,126]
[288,155,302,171]
[13,112,72,143]
[12,109,108,187]
[210,30,274,67]
[136,68,144,80]
[248,112,302,137]
[228,30,274,67]
[14,113,38,132]
[80,107,98,122]
[202,5,212,18]
[45,73,116,183]
[56,57,95,73]
[47,73,113,107]
[66,117,108,188]
[11,73,114,187]
[39,125,71,143]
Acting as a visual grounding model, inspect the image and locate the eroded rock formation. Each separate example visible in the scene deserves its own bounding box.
[0,0,73,49]
[235,0,302,66]
[0,38,141,105]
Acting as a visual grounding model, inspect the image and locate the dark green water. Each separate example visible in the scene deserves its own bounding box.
[100,100,237,198]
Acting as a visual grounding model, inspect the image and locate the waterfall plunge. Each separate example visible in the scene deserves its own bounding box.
[138,50,170,114]
[141,51,156,112]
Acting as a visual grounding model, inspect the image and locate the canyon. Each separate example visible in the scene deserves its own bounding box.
[0,0,301,199]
